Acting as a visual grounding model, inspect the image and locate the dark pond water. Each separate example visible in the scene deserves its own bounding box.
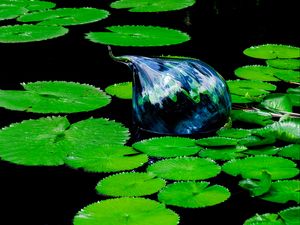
[0,0,299,225]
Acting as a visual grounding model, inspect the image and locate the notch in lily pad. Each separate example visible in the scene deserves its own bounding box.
[86,25,190,47]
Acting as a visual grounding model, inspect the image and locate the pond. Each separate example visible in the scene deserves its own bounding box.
[0,0,299,225]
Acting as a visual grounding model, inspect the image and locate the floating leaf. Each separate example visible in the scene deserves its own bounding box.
[110,0,196,12]
[0,24,68,43]
[279,206,300,225]
[239,171,272,197]
[234,66,280,81]
[222,156,299,180]
[261,93,293,113]
[245,146,280,156]
[196,137,239,147]
[86,25,190,47]
[287,87,300,107]
[0,81,111,113]
[199,146,247,161]
[133,137,201,158]
[243,213,284,225]
[105,82,132,100]
[261,180,300,204]
[273,70,300,83]
[217,128,252,139]
[18,7,110,26]
[278,144,300,160]
[158,181,230,208]
[231,110,273,126]
[227,80,276,96]
[243,44,300,59]
[0,0,56,11]
[0,5,27,20]
[96,172,166,197]
[230,94,264,104]
[65,145,147,173]
[147,157,221,180]
[0,117,130,166]
[73,197,180,225]
[266,59,300,70]
[238,135,276,147]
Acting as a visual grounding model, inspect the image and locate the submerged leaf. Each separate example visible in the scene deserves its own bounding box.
[266,59,300,70]
[133,137,201,158]
[73,198,180,225]
[158,181,230,208]
[105,82,132,99]
[18,8,110,26]
[243,44,300,59]
[86,25,190,47]
[222,156,299,180]
[147,157,221,180]
[110,0,196,12]
[96,172,166,197]
[0,24,68,43]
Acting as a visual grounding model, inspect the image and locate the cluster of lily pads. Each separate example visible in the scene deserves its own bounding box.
[0,0,192,45]
[0,44,299,224]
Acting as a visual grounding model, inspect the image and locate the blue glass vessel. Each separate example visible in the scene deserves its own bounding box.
[114,54,231,135]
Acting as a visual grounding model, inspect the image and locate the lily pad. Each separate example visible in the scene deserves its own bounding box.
[105,82,132,100]
[227,80,276,96]
[238,135,276,147]
[273,69,300,83]
[147,157,221,180]
[0,117,130,166]
[110,0,196,12]
[277,144,300,160]
[0,24,68,43]
[217,128,252,139]
[261,180,300,204]
[133,137,201,158]
[245,146,280,156]
[230,94,264,104]
[0,5,27,20]
[86,25,190,47]
[158,181,230,208]
[222,156,299,180]
[73,197,180,225]
[266,59,300,70]
[243,44,300,59]
[279,206,300,225]
[231,110,273,126]
[0,0,56,11]
[0,81,111,113]
[287,87,300,107]
[96,172,166,197]
[199,146,247,161]
[18,8,110,26]
[243,213,284,225]
[196,137,239,147]
[261,93,293,113]
[234,66,280,81]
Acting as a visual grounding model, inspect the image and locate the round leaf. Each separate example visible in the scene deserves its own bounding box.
[133,137,201,158]
[18,8,110,26]
[243,44,300,59]
[231,110,273,126]
[73,198,180,225]
[158,181,230,208]
[147,157,221,180]
[278,144,300,160]
[279,206,300,225]
[234,65,280,81]
[1,0,56,11]
[110,0,196,12]
[227,80,277,96]
[96,172,166,197]
[86,25,190,47]
[0,24,68,43]
[243,213,284,225]
[196,137,238,147]
[199,146,247,161]
[105,82,132,100]
[261,93,293,113]
[0,5,27,20]
[222,156,299,180]
[217,128,252,139]
[266,59,300,70]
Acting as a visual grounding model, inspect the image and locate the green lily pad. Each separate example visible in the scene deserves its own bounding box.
[73,197,180,225]
[287,87,300,107]
[18,7,110,26]
[245,146,280,156]
[199,146,247,161]
[196,137,239,147]
[0,5,27,20]
[243,44,300,59]
[0,24,68,43]
[261,93,293,113]
[279,206,300,225]
[234,65,280,81]
[230,94,264,104]
[231,110,273,126]
[96,172,166,197]
[273,70,300,83]
[0,81,111,113]
[147,157,221,180]
[133,137,201,158]
[227,80,276,96]
[222,156,299,180]
[0,117,130,166]
[105,82,132,100]
[0,0,56,11]
[158,181,230,208]
[238,135,276,147]
[65,145,147,173]
[86,25,190,47]
[217,128,252,139]
[239,171,272,197]
[261,180,300,204]
[110,0,196,12]
[278,144,300,160]
[266,59,300,70]
[243,213,284,225]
